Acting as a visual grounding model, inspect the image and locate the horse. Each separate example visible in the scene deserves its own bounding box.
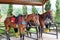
[18,14,40,40]
[4,14,40,40]
[26,10,53,40]
[38,10,53,40]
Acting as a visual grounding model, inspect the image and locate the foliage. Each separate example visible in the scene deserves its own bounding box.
[22,5,27,15]
[7,4,13,16]
[0,8,2,19]
[0,28,15,36]
[45,0,51,11]
[13,8,22,16]
[0,14,2,19]
[55,0,60,22]
[32,6,38,14]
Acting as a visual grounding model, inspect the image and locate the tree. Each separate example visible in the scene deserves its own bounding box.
[0,9,2,18]
[45,0,51,11]
[32,6,38,14]
[7,4,13,16]
[55,0,60,21]
[22,5,27,15]
[0,14,2,19]
[0,10,2,25]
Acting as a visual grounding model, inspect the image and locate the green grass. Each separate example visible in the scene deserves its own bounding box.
[0,29,5,34]
[0,27,36,36]
[0,22,4,26]
[30,28,36,32]
[0,27,16,36]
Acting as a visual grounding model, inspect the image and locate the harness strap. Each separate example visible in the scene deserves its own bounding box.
[47,13,50,19]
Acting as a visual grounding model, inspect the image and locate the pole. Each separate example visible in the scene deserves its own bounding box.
[42,5,44,13]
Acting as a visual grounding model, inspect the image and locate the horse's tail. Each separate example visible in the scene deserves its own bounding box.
[4,18,7,25]
[4,17,9,24]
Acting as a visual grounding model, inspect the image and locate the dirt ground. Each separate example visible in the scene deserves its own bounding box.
[1,33,60,40]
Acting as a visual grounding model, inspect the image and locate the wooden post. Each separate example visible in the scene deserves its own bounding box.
[42,5,44,13]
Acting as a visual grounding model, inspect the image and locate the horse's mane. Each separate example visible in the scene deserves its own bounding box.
[40,11,49,18]
[41,11,49,16]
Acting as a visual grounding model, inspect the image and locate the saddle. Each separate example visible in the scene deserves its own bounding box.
[10,16,16,23]
[10,15,26,25]
[18,17,26,24]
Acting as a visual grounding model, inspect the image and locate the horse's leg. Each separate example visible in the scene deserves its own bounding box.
[5,25,11,40]
[14,28,18,38]
[39,21,44,40]
[26,25,31,37]
[40,26,43,40]
[38,26,40,38]
[19,24,24,40]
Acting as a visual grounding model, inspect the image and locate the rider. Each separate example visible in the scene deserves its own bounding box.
[9,13,19,38]
[45,10,52,33]
[45,16,51,33]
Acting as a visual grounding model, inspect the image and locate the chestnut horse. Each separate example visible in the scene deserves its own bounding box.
[4,14,40,40]
[25,10,53,40]
[4,16,19,40]
[18,14,40,40]
[38,10,53,40]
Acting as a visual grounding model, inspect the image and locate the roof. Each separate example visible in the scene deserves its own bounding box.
[0,0,48,6]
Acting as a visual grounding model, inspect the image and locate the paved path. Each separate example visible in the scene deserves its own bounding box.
[1,33,60,40]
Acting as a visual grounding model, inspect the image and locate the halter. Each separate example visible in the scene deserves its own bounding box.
[47,13,50,19]
[46,13,51,24]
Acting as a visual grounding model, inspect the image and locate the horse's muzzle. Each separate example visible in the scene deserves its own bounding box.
[35,23,40,26]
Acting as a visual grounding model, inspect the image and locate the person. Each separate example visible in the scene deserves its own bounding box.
[45,10,52,33]
[9,13,18,38]
[45,17,51,33]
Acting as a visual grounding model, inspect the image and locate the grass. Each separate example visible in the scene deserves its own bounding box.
[0,29,5,34]
[0,27,36,37]
[30,28,36,32]
[0,22,4,26]
[0,22,36,36]
[0,27,16,36]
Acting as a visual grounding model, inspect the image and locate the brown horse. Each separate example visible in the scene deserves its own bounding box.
[38,10,53,40]
[25,10,53,40]
[4,14,39,40]
[18,14,40,40]
[4,16,19,40]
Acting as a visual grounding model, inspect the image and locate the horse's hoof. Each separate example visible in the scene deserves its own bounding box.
[36,39,39,40]
[7,38,10,40]
[9,39,10,40]
[38,38,43,40]
[20,37,23,40]
[40,38,43,40]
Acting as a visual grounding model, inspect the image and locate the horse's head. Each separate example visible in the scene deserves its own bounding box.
[25,14,40,26]
[32,14,40,26]
[41,10,53,24]
[47,10,53,22]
